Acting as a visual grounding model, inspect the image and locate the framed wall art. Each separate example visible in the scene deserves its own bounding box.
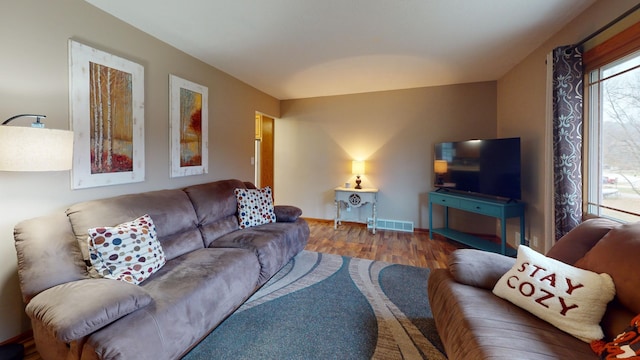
[169,74,208,178]
[68,39,145,189]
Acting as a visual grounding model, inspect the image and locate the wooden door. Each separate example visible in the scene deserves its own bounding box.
[258,114,275,194]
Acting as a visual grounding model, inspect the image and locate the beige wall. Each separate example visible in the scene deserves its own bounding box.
[0,0,278,341]
[276,82,498,233]
[497,0,640,253]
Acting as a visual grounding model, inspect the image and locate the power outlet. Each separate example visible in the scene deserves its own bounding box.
[532,236,539,247]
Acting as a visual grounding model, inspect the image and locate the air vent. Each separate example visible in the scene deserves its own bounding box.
[367,218,414,232]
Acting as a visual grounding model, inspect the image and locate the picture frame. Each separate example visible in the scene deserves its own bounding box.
[169,74,208,178]
[68,40,145,189]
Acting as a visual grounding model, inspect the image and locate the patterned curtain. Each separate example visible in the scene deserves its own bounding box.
[552,45,584,240]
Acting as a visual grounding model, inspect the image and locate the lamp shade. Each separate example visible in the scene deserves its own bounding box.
[352,160,365,175]
[0,126,74,171]
[434,160,448,174]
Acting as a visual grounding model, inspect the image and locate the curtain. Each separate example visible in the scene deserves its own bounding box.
[552,45,584,240]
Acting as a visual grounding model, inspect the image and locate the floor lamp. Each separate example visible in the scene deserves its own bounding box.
[0,114,73,360]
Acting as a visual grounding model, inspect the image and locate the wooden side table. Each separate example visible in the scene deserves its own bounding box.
[334,187,379,234]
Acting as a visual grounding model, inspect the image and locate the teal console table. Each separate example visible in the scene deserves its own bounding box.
[428,191,525,256]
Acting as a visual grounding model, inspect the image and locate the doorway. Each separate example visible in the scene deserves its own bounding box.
[255,113,274,194]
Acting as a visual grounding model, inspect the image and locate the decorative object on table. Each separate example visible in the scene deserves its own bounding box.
[352,160,365,189]
[69,39,145,189]
[0,114,73,171]
[169,74,208,177]
[434,159,447,185]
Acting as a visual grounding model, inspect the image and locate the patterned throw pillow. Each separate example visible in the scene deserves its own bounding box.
[492,245,616,342]
[88,214,166,285]
[235,187,276,229]
[591,313,640,359]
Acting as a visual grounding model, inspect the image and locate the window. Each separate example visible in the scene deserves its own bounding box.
[585,23,640,222]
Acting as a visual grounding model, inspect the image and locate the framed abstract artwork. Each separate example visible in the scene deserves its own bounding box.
[68,40,145,189]
[169,74,208,178]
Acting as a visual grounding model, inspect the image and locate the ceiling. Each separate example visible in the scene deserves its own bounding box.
[85,0,596,100]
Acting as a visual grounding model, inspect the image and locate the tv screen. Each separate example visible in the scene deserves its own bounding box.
[434,137,521,200]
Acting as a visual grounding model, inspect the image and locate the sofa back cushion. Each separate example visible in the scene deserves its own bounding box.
[183,179,246,247]
[66,189,202,262]
[574,222,640,339]
[545,217,619,265]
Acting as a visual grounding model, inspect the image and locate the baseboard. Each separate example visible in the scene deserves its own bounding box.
[0,330,32,346]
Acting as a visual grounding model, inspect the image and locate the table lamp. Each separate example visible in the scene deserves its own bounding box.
[434,160,447,185]
[352,160,365,189]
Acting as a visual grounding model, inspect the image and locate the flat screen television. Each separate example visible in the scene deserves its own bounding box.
[433,137,521,200]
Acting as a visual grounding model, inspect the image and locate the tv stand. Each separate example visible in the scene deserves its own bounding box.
[428,191,525,256]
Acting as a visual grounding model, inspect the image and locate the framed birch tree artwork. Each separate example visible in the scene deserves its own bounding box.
[69,40,145,189]
[169,74,208,178]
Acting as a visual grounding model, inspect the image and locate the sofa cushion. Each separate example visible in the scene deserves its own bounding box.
[576,222,640,316]
[235,187,276,229]
[428,269,597,360]
[66,189,203,262]
[493,245,616,342]
[546,217,619,265]
[183,179,246,247]
[25,279,152,342]
[88,214,166,285]
[448,249,515,290]
[210,219,309,285]
[85,248,261,360]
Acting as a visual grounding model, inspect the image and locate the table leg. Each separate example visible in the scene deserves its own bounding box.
[500,219,507,255]
[334,200,339,229]
[372,202,377,234]
[429,201,433,240]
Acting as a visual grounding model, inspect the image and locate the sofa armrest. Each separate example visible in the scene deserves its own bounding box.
[447,249,515,290]
[274,205,302,222]
[25,279,152,342]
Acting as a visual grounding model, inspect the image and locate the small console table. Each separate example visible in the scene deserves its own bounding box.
[334,187,378,234]
[428,191,525,256]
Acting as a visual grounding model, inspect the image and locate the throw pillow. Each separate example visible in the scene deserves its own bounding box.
[591,313,640,359]
[88,214,166,285]
[492,245,616,342]
[235,187,276,229]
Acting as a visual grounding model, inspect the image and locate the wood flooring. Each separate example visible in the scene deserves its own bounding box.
[12,218,463,359]
[304,218,463,268]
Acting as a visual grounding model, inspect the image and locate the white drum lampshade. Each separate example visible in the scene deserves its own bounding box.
[0,115,74,171]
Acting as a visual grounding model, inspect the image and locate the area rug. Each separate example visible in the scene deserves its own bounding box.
[183,251,446,360]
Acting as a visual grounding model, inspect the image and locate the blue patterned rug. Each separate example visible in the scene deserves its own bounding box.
[183,251,446,359]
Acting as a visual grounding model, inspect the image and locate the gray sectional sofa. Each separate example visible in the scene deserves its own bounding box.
[14,179,309,360]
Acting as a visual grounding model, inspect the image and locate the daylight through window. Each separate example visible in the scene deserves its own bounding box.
[586,49,640,222]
